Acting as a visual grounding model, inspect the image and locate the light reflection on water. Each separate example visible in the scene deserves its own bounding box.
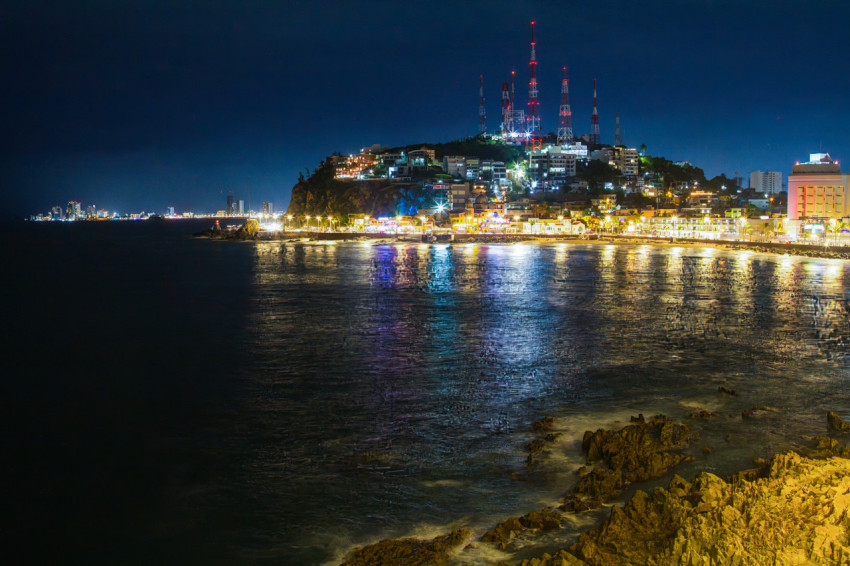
[241,242,850,564]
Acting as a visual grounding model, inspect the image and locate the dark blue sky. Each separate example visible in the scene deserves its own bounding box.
[3,0,849,217]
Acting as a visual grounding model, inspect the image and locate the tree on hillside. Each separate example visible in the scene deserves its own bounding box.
[576,159,619,192]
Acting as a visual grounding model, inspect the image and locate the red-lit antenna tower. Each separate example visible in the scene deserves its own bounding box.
[527,21,541,149]
[590,78,600,145]
[557,65,573,145]
[501,81,511,138]
[478,74,486,135]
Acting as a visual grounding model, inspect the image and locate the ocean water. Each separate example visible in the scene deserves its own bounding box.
[4,220,850,564]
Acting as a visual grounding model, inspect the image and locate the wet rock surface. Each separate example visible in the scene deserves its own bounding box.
[805,436,850,459]
[689,408,718,419]
[562,414,694,512]
[532,452,850,565]
[532,417,557,433]
[339,528,470,566]
[741,404,771,419]
[194,219,259,240]
[828,411,850,431]
[340,410,850,566]
[480,508,563,549]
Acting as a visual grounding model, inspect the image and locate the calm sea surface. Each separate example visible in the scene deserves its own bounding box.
[4,220,850,564]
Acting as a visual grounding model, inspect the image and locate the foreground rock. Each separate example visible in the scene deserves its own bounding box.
[194,218,259,240]
[340,529,470,566]
[480,508,562,549]
[522,452,850,565]
[805,436,850,459]
[828,411,850,431]
[562,414,694,512]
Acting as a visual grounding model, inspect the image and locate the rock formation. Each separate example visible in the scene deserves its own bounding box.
[480,508,562,549]
[562,414,694,512]
[828,411,850,431]
[339,529,470,566]
[522,452,850,565]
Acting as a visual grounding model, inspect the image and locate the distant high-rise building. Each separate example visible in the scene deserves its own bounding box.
[237,200,245,215]
[167,206,175,217]
[226,195,234,216]
[787,153,850,227]
[66,201,81,220]
[749,171,782,194]
[262,202,273,215]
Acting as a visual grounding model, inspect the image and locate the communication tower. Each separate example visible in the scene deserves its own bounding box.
[501,81,511,138]
[557,66,573,145]
[527,21,541,149]
[590,79,600,145]
[478,74,486,135]
[615,112,621,146]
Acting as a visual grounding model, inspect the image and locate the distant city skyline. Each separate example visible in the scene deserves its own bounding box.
[4,1,850,218]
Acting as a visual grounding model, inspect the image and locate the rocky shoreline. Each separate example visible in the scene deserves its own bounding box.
[338,411,850,566]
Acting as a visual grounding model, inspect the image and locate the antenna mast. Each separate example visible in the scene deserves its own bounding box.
[590,78,600,145]
[557,65,573,145]
[527,21,541,149]
[478,74,486,135]
[615,112,621,146]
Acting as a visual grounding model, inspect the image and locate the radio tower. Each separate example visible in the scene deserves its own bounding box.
[511,69,524,140]
[478,74,486,135]
[557,65,573,145]
[590,78,600,145]
[527,21,541,149]
[501,81,511,138]
[615,112,621,146]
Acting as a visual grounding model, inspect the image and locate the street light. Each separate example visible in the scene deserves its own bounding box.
[305,215,311,231]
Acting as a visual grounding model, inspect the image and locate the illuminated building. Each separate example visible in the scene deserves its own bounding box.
[680,191,717,217]
[333,152,378,179]
[611,147,639,177]
[465,158,480,180]
[480,160,506,183]
[528,146,577,191]
[750,170,782,194]
[262,202,273,215]
[443,156,466,178]
[379,153,403,167]
[787,153,849,223]
[406,147,435,168]
[66,201,81,220]
[448,183,470,209]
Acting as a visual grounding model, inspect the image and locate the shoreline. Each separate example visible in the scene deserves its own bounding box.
[197,228,850,261]
[337,410,850,566]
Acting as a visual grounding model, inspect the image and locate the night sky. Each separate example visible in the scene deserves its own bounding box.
[4,1,849,218]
